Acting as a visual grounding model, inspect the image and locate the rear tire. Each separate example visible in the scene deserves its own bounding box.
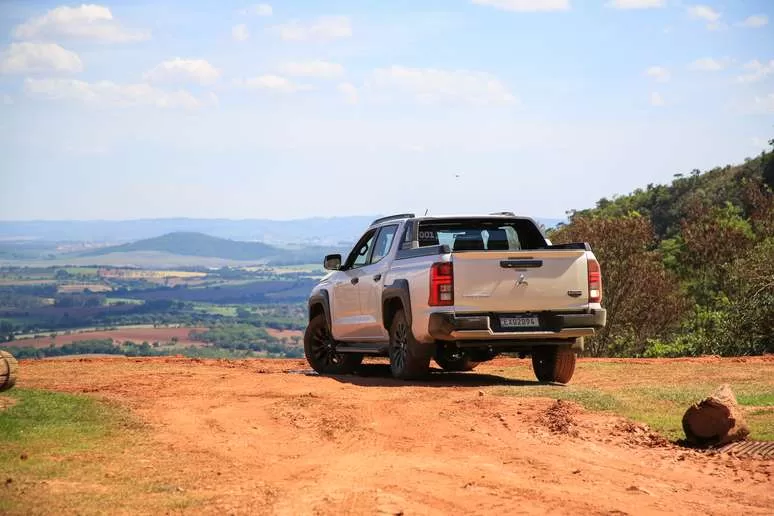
[304,314,362,375]
[389,310,430,380]
[435,349,479,372]
[531,346,576,384]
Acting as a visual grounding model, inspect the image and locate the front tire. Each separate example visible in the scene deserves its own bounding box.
[531,346,576,384]
[304,314,362,375]
[389,310,430,380]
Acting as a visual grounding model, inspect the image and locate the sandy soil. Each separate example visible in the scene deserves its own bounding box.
[15,357,774,515]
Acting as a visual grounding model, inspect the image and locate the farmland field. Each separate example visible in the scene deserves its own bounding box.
[10,327,208,349]
[2,356,772,515]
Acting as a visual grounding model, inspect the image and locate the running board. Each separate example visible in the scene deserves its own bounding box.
[337,344,388,354]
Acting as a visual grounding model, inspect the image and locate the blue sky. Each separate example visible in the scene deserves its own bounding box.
[0,0,772,221]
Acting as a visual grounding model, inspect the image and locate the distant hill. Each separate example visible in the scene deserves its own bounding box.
[83,232,279,261]
[77,232,346,265]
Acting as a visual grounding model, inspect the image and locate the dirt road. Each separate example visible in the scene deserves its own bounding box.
[15,357,774,515]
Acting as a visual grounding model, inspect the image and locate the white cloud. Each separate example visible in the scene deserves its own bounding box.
[337,82,358,104]
[607,0,665,9]
[279,60,343,78]
[2,94,12,105]
[273,16,352,41]
[232,24,249,41]
[687,5,724,30]
[687,5,720,21]
[0,42,83,74]
[650,91,664,106]
[471,0,570,11]
[144,58,220,85]
[644,66,670,82]
[739,15,768,28]
[234,75,311,93]
[24,78,203,109]
[736,60,774,83]
[688,57,726,72]
[369,66,517,106]
[240,4,272,16]
[13,4,150,43]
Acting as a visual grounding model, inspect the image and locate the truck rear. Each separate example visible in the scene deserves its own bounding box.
[402,215,606,382]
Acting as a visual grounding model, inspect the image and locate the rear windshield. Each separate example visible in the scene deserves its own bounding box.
[413,218,546,251]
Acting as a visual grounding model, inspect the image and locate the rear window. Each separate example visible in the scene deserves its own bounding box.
[414,218,546,251]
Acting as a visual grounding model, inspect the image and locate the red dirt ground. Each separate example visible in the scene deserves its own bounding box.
[12,327,207,349]
[11,356,774,515]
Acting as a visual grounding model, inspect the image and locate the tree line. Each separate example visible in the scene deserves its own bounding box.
[549,146,774,357]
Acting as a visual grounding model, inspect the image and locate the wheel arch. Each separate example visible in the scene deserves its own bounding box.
[308,289,332,330]
[382,280,412,330]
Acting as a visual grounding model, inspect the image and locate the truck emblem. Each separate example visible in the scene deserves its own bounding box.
[516,274,528,286]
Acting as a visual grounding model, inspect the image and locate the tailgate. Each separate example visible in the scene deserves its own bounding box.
[451,250,589,312]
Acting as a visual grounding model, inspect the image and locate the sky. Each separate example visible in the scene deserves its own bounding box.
[0,0,772,221]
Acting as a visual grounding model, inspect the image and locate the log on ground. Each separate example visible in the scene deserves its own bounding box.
[682,384,749,448]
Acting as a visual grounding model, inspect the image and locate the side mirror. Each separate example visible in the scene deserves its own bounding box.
[323,254,342,271]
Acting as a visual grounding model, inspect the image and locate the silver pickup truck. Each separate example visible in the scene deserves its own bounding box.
[304,212,606,384]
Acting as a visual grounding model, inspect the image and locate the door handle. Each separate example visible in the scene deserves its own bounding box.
[373,273,382,282]
[351,277,359,285]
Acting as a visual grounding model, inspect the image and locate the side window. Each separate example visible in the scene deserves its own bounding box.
[346,229,377,269]
[370,225,398,264]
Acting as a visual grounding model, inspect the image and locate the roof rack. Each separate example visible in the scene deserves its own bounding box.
[489,211,516,216]
[371,213,415,225]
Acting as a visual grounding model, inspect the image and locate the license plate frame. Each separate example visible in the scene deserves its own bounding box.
[499,316,540,329]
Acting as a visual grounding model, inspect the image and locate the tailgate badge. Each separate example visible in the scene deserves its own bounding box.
[567,290,582,297]
[516,274,528,286]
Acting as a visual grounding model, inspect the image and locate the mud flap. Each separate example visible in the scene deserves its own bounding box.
[571,337,584,352]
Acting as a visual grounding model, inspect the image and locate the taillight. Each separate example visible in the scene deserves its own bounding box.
[588,258,602,303]
[429,262,454,306]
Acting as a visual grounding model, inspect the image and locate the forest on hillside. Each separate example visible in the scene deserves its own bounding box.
[549,142,774,357]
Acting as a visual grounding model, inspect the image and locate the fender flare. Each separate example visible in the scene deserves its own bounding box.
[308,289,332,330]
[381,279,412,329]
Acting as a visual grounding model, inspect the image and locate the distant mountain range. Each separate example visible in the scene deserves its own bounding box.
[0,216,565,246]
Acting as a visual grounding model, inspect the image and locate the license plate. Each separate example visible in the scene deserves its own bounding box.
[500,316,539,328]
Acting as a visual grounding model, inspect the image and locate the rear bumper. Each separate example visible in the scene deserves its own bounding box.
[428,309,607,342]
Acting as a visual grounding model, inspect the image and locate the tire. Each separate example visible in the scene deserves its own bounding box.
[304,314,362,375]
[531,346,576,384]
[435,349,479,372]
[389,310,430,380]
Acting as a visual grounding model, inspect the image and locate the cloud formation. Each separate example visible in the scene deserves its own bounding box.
[0,42,83,74]
[24,78,204,109]
[13,4,150,43]
[144,58,220,85]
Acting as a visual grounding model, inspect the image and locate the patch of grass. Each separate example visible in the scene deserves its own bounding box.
[736,391,774,406]
[493,360,774,441]
[0,389,147,512]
